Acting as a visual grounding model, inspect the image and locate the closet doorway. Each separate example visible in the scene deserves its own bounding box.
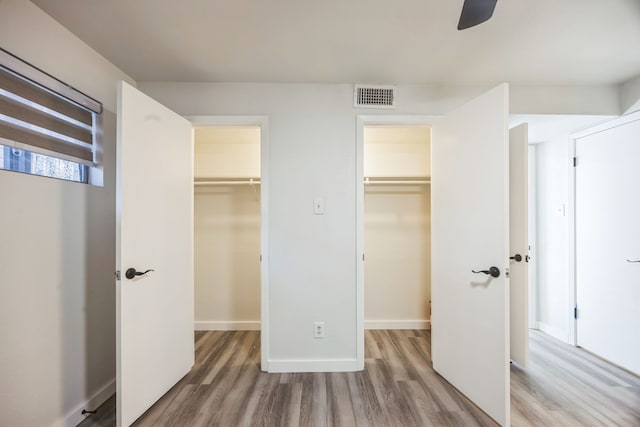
[362,125,432,332]
[190,117,269,368]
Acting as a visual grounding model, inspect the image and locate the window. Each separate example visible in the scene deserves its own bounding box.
[1,145,87,182]
[0,48,102,183]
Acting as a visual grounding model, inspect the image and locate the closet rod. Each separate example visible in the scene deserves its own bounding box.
[194,179,261,186]
[364,179,430,185]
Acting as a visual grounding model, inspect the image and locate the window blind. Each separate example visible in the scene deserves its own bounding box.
[0,49,102,165]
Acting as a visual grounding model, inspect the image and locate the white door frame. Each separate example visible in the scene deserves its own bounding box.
[356,114,440,368]
[527,144,538,329]
[186,115,270,370]
[568,134,578,345]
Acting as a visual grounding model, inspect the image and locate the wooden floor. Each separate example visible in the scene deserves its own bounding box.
[511,331,640,426]
[79,330,640,427]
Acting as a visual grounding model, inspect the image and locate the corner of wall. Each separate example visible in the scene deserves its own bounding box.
[50,380,115,427]
[0,0,136,112]
[621,75,640,115]
[0,2,122,426]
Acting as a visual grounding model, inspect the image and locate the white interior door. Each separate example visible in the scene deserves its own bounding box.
[576,116,640,376]
[509,123,529,367]
[116,81,194,426]
[432,84,510,426]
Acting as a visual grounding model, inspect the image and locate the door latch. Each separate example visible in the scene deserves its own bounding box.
[115,270,121,281]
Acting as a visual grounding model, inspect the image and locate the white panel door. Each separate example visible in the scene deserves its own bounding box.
[116,81,194,426]
[432,84,510,426]
[576,117,640,376]
[509,123,529,367]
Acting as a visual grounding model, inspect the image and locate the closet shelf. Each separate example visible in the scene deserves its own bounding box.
[194,178,261,186]
[194,177,429,186]
[364,177,430,185]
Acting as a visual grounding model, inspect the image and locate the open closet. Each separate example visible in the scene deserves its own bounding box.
[193,126,262,331]
[363,125,431,330]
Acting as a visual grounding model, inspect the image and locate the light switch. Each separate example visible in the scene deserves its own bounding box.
[314,197,325,215]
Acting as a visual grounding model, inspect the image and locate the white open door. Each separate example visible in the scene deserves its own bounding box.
[509,123,529,367]
[432,84,510,426]
[116,81,194,426]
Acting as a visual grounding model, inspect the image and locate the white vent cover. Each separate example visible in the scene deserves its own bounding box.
[354,85,396,109]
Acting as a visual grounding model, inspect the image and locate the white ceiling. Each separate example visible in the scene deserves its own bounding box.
[31,0,640,85]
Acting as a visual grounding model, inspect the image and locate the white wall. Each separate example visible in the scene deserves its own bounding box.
[194,127,261,330]
[194,126,260,178]
[365,185,431,328]
[139,82,620,370]
[621,74,640,114]
[141,83,362,369]
[529,114,627,344]
[363,126,431,328]
[533,135,572,342]
[0,0,135,112]
[142,83,622,118]
[138,82,621,370]
[510,86,619,116]
[194,124,434,332]
[0,1,134,426]
[194,186,261,329]
[364,126,430,177]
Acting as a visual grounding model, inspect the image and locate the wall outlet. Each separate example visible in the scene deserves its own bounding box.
[314,321,325,338]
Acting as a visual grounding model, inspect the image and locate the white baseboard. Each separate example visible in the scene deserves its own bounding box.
[50,379,115,427]
[197,320,431,331]
[365,320,431,330]
[536,321,569,344]
[195,320,261,331]
[267,358,359,373]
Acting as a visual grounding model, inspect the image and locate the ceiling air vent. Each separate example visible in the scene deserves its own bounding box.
[354,85,396,109]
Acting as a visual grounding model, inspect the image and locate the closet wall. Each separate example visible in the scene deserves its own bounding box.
[364,126,431,329]
[194,126,261,330]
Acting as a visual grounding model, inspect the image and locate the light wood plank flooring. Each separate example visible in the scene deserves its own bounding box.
[78,330,640,426]
[511,331,640,426]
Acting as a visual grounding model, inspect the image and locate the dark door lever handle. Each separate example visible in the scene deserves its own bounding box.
[125,268,155,280]
[510,254,522,262]
[626,259,640,263]
[471,266,500,278]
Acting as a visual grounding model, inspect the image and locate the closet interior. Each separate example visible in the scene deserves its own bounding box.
[193,126,261,331]
[364,125,432,330]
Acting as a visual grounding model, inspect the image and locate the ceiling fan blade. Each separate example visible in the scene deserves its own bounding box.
[458,0,498,30]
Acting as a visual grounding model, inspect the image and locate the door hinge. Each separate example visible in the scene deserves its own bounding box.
[363,253,365,262]
[573,305,578,320]
[260,254,262,262]
[115,270,121,281]
[573,157,577,167]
